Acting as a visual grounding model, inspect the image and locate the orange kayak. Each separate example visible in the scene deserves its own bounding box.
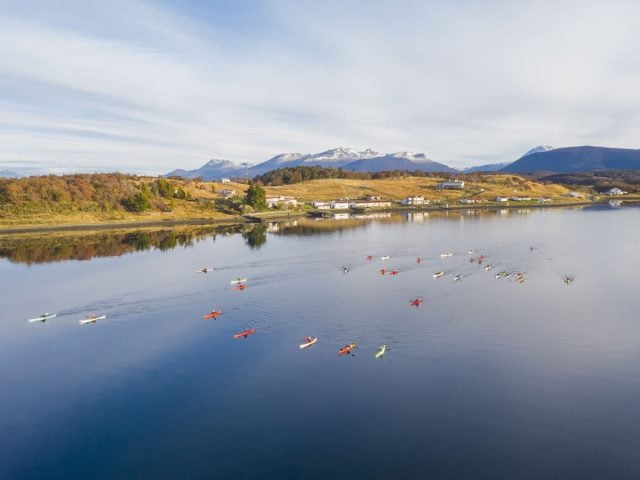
[233,328,256,339]
[233,284,247,291]
[203,310,222,319]
[410,298,424,307]
[339,343,357,355]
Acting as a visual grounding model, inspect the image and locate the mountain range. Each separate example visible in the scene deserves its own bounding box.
[501,146,640,173]
[166,148,457,180]
[166,145,640,180]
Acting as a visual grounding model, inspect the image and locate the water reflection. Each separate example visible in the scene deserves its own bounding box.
[0,226,242,265]
[0,207,592,265]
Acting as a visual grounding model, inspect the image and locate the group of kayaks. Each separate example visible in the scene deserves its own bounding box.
[27,312,107,325]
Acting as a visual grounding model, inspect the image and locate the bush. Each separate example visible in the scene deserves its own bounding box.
[244,184,267,210]
[123,192,151,212]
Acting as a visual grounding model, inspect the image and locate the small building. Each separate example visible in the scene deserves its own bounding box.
[330,200,350,210]
[538,197,552,203]
[459,198,478,204]
[495,196,509,202]
[312,201,331,210]
[265,196,298,208]
[565,191,584,198]
[510,196,531,201]
[437,179,465,189]
[220,178,231,184]
[220,189,236,198]
[365,195,382,201]
[605,187,626,196]
[401,196,426,206]
[350,199,392,209]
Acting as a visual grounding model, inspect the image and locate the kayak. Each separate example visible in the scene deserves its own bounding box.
[381,255,390,261]
[410,299,423,307]
[233,284,247,291]
[440,252,453,258]
[390,269,399,275]
[79,314,106,325]
[203,310,222,319]
[233,328,256,339]
[197,267,214,273]
[339,343,357,356]
[28,313,56,323]
[299,337,318,349]
[230,278,247,284]
[375,344,387,359]
[433,271,445,278]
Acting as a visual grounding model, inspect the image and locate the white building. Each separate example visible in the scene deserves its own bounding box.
[459,198,478,204]
[437,179,465,189]
[401,196,426,206]
[220,178,231,184]
[330,200,350,210]
[312,201,331,210]
[605,187,626,196]
[495,196,509,202]
[220,189,236,198]
[265,196,298,208]
[350,199,392,209]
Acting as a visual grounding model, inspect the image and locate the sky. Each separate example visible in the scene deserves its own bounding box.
[1,0,640,175]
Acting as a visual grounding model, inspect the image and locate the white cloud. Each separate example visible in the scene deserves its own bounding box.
[1,0,640,173]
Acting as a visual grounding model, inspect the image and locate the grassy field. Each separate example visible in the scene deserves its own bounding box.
[0,173,597,231]
[256,174,583,203]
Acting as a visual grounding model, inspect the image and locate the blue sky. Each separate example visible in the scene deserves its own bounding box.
[1,0,639,174]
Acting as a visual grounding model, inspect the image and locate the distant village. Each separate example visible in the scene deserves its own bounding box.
[212,177,630,213]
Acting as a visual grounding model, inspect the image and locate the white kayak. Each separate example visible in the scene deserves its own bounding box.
[433,271,445,278]
[230,278,247,284]
[440,252,453,258]
[299,337,318,349]
[79,314,106,325]
[28,313,56,323]
[380,255,390,261]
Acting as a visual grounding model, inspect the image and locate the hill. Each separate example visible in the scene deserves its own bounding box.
[502,146,640,173]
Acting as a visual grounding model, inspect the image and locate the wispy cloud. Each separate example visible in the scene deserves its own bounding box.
[1,0,640,173]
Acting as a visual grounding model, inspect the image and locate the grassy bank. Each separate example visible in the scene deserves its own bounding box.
[0,172,620,232]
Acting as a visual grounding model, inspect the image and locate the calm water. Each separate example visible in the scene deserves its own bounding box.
[1,207,640,479]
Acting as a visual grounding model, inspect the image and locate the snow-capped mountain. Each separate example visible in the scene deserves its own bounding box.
[166,159,253,179]
[347,152,458,173]
[166,148,459,180]
[522,145,554,157]
[248,148,381,175]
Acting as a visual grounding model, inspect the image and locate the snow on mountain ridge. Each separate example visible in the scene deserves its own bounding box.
[522,145,554,157]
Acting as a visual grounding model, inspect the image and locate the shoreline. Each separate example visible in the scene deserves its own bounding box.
[0,198,636,235]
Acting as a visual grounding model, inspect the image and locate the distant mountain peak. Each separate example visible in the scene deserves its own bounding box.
[522,145,554,157]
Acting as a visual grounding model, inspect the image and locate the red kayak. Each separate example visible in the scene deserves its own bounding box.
[339,343,357,355]
[390,269,399,275]
[233,328,256,339]
[366,255,373,261]
[410,298,424,307]
[203,310,222,320]
[233,284,247,291]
